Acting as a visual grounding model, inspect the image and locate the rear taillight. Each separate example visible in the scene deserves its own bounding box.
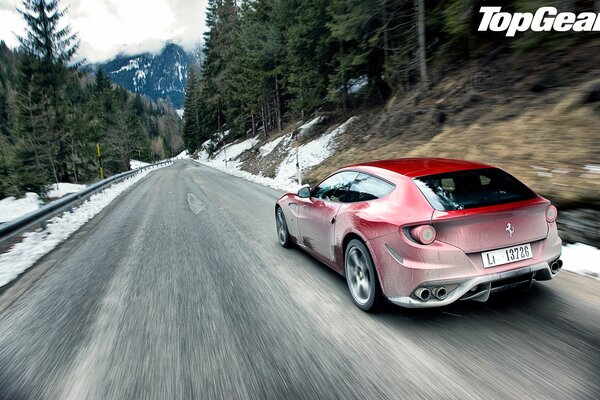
[410,225,436,245]
[546,205,558,223]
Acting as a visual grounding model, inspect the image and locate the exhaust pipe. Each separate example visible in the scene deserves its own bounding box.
[415,288,431,301]
[550,259,563,274]
[432,287,448,300]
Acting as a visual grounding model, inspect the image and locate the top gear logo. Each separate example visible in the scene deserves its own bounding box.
[478,6,600,37]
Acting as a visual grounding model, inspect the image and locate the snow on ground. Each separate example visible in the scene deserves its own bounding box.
[173,150,190,159]
[196,159,298,192]
[176,108,184,118]
[348,76,368,94]
[275,116,357,183]
[46,182,87,198]
[298,116,324,136]
[259,134,289,156]
[561,243,600,280]
[0,182,86,223]
[1,160,173,223]
[197,116,357,193]
[0,193,42,223]
[130,159,150,169]
[0,163,170,288]
[208,135,260,168]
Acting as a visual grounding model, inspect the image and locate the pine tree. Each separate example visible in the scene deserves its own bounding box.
[327,0,410,100]
[182,65,199,151]
[15,0,80,185]
[224,0,272,137]
[285,0,331,118]
[200,0,239,136]
[94,68,112,93]
[17,0,80,66]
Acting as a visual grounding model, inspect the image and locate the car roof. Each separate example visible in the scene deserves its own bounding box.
[343,158,493,178]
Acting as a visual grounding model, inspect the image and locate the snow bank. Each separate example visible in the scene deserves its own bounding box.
[275,116,357,182]
[195,159,298,192]
[0,193,42,223]
[130,159,150,169]
[196,116,358,193]
[209,136,260,167]
[348,76,368,94]
[47,182,87,199]
[259,134,289,156]
[561,243,600,280]
[298,116,324,136]
[1,183,87,223]
[0,163,170,288]
[173,150,190,159]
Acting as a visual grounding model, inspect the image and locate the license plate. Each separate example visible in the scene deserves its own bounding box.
[482,243,532,268]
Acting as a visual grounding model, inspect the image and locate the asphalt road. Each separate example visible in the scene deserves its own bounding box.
[0,160,598,399]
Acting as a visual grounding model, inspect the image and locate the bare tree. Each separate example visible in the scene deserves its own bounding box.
[414,0,429,91]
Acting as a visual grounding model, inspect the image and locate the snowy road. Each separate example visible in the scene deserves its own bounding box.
[0,160,599,399]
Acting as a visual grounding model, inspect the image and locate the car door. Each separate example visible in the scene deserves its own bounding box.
[297,171,358,262]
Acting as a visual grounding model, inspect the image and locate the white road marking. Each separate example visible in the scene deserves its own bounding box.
[187,193,206,214]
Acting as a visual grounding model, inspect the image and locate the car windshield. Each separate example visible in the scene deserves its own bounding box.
[413,168,537,211]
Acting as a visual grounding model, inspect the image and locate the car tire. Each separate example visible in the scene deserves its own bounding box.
[276,207,292,248]
[345,239,383,312]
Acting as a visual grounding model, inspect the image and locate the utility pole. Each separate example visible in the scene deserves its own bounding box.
[97,144,104,180]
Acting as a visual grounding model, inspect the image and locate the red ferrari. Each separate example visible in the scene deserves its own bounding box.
[275,158,563,310]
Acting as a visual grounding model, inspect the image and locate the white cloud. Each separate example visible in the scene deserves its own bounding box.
[0,0,25,48]
[0,0,207,62]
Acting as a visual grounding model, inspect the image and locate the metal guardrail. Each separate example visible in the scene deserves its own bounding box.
[0,160,173,245]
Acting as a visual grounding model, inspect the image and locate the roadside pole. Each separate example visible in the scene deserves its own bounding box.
[296,138,301,186]
[97,144,104,180]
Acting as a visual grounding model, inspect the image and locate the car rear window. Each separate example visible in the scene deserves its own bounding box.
[413,168,537,211]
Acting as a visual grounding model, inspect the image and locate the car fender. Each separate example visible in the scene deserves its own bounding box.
[276,194,301,240]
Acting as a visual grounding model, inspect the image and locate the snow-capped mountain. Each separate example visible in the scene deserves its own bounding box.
[97,43,202,110]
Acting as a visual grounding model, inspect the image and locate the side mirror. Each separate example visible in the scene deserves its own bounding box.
[298,185,311,198]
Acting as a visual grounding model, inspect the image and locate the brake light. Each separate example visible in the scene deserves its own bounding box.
[546,205,558,223]
[410,225,437,245]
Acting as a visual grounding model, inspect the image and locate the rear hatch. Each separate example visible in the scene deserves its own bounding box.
[431,201,548,253]
[413,167,549,253]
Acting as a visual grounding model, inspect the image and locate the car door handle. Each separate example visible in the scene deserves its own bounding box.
[330,217,336,224]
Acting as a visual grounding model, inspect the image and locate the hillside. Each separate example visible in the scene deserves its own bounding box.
[196,40,600,246]
[306,41,600,207]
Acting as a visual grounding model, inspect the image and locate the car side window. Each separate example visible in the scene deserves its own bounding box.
[343,173,395,203]
[312,171,359,202]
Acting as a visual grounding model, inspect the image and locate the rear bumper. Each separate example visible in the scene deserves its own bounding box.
[387,261,556,308]
[366,221,562,308]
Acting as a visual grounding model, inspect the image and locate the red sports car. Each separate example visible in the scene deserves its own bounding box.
[275,158,563,310]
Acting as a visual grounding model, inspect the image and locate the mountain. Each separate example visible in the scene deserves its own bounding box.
[97,43,202,111]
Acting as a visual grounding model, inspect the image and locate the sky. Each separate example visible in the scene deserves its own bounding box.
[0,0,208,63]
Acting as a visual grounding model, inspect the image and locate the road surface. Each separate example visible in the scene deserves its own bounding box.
[0,160,598,399]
